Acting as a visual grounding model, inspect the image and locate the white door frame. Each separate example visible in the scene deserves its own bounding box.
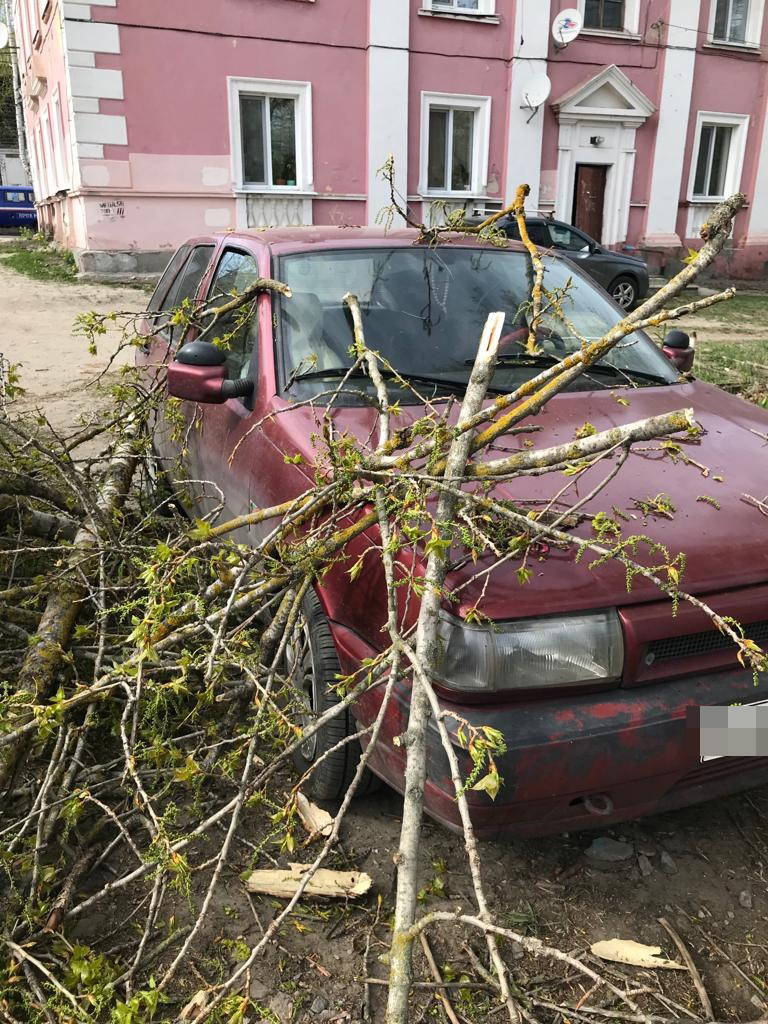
[551,65,654,246]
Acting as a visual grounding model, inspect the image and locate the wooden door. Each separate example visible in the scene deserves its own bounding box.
[572,164,607,242]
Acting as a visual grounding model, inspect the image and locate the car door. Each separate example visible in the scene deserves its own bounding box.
[140,242,217,467]
[182,246,273,542]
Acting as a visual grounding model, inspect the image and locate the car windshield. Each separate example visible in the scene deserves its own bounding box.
[277,246,678,404]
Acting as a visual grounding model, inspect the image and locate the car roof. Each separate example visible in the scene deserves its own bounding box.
[206,225,529,257]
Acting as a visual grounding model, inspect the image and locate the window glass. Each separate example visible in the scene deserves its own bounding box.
[427,107,474,192]
[161,245,215,344]
[428,109,448,190]
[585,0,625,29]
[240,94,297,187]
[713,0,748,41]
[206,249,261,380]
[270,97,297,184]
[277,247,678,406]
[451,109,473,191]
[241,96,266,185]
[549,224,591,251]
[148,245,190,313]
[433,0,480,9]
[693,124,733,197]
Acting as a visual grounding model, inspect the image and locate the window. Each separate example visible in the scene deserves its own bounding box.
[229,78,312,192]
[420,92,491,196]
[689,113,749,201]
[712,0,748,42]
[428,108,474,192]
[424,0,497,13]
[693,125,732,197]
[503,220,552,246]
[160,245,215,345]
[205,249,261,380]
[708,0,763,45]
[578,0,639,33]
[584,0,624,30]
[148,245,191,313]
[549,224,592,252]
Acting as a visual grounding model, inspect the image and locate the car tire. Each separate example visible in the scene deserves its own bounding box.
[287,589,380,801]
[609,275,638,311]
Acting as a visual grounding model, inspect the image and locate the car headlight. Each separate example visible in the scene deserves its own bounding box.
[434,609,624,692]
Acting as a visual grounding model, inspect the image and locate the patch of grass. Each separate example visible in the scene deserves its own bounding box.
[3,244,77,282]
[695,337,768,407]
[681,292,768,322]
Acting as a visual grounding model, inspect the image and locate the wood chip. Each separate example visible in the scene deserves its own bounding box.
[296,792,334,838]
[591,939,686,971]
[245,863,372,900]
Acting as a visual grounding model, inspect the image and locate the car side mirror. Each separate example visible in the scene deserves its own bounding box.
[167,340,254,404]
[662,330,695,373]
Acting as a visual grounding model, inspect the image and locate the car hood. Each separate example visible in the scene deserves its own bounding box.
[279,379,768,617]
[596,249,647,269]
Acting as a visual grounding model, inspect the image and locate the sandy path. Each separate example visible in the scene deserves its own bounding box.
[0,258,151,435]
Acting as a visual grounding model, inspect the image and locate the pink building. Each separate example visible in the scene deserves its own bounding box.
[12,0,768,278]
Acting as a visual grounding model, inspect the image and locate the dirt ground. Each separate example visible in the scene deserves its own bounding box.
[2,260,768,1024]
[0,246,147,435]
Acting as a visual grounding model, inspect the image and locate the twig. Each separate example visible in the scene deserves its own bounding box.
[657,917,713,1020]
[420,932,462,1024]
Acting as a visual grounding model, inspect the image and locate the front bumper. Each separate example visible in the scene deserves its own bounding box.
[336,626,768,837]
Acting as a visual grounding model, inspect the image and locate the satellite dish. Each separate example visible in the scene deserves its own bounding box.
[552,8,582,48]
[522,74,552,112]
[0,24,9,51]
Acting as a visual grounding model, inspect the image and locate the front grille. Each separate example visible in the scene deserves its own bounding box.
[648,620,768,663]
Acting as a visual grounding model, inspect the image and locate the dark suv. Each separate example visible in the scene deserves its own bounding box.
[471,214,649,311]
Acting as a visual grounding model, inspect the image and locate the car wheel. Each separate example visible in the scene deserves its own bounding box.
[286,589,379,801]
[610,275,638,311]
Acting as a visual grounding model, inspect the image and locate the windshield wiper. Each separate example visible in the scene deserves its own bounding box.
[466,353,671,386]
[291,367,504,395]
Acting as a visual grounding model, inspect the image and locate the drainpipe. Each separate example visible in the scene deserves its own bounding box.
[2,0,31,183]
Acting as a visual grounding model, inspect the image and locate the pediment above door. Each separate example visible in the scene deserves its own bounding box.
[551,65,655,126]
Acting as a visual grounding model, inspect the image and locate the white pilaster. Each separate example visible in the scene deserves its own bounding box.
[643,1,700,245]
[504,0,551,210]
[747,106,768,239]
[367,0,409,226]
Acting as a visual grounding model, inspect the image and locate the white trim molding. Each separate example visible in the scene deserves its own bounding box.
[418,91,491,198]
[706,0,764,49]
[576,0,641,36]
[551,65,654,246]
[643,0,700,247]
[227,76,313,193]
[685,110,749,237]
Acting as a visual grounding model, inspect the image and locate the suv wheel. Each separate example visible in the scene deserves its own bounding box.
[610,275,637,311]
[285,589,379,801]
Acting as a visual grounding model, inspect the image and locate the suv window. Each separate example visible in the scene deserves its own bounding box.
[160,245,215,344]
[549,224,592,252]
[503,220,552,247]
[205,249,261,380]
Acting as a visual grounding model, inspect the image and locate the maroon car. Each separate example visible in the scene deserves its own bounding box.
[138,228,768,838]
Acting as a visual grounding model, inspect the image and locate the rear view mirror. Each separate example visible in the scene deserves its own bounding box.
[661,330,694,373]
[167,340,254,404]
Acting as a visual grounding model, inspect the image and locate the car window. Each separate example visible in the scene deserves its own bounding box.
[147,245,191,313]
[160,245,215,344]
[502,221,551,247]
[205,249,261,380]
[549,224,591,252]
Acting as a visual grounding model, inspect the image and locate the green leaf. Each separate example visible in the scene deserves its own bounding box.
[471,771,502,800]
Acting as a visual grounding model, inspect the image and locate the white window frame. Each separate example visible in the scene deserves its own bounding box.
[576,0,641,36]
[423,0,496,15]
[419,91,491,198]
[687,111,749,202]
[228,77,313,194]
[707,0,763,48]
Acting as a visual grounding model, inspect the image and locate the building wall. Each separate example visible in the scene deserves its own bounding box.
[12,0,768,278]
